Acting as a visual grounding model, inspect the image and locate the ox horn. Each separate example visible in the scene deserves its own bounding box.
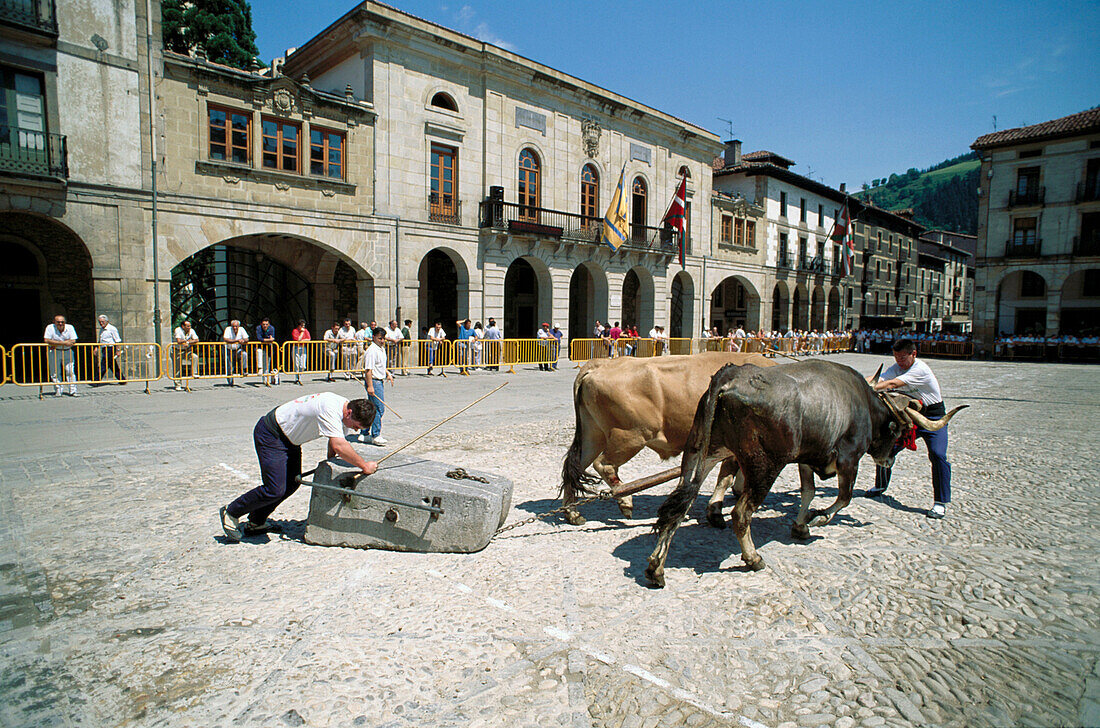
[870,364,883,386]
[906,404,969,432]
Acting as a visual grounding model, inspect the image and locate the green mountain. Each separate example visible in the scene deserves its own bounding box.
[854,152,979,234]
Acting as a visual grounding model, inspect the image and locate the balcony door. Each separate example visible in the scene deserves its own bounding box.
[430,143,457,223]
[631,176,647,243]
[0,68,46,167]
[518,148,540,222]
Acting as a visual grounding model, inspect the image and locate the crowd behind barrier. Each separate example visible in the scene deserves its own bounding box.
[567,334,854,362]
[8,342,161,395]
[853,329,974,359]
[992,333,1100,362]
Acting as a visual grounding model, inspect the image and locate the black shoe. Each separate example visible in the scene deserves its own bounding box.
[863,485,888,498]
[241,520,282,536]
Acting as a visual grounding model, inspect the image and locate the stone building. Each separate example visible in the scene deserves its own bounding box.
[971,107,1100,349]
[917,230,974,333]
[0,0,155,348]
[851,206,923,330]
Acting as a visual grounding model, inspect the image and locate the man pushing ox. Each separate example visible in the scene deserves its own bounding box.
[220,392,378,542]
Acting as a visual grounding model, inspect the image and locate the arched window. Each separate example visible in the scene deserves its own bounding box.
[631,176,647,242]
[581,164,599,223]
[430,92,458,112]
[518,148,540,221]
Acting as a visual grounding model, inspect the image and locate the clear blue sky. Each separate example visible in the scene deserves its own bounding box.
[251,0,1100,189]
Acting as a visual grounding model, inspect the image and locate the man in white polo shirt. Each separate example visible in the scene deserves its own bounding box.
[220,392,377,542]
[222,319,249,385]
[361,326,394,445]
[44,314,78,396]
[96,314,125,385]
[172,320,199,390]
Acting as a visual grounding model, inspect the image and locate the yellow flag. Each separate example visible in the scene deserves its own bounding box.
[602,165,629,252]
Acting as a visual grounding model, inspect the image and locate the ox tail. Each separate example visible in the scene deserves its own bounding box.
[655,364,746,532]
[560,374,602,498]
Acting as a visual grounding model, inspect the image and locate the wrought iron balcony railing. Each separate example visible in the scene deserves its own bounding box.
[0,0,57,35]
[1077,181,1100,203]
[1008,187,1045,207]
[777,252,793,268]
[478,199,678,253]
[1004,239,1041,258]
[1073,234,1100,256]
[0,126,68,179]
[428,193,461,225]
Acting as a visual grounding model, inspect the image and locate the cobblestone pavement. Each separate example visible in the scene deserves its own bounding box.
[0,355,1097,727]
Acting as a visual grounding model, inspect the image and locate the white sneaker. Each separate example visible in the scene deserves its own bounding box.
[69,391,80,397]
[359,434,373,445]
[55,389,63,397]
[174,384,183,391]
[927,503,947,519]
[371,436,388,446]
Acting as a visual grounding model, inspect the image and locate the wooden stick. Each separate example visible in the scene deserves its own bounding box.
[377,381,509,465]
[770,346,802,362]
[611,466,681,499]
[369,391,402,419]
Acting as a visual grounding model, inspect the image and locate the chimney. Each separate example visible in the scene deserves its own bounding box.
[723,139,742,168]
[839,182,846,193]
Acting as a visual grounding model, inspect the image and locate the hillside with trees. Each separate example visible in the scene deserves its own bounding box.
[855,152,979,233]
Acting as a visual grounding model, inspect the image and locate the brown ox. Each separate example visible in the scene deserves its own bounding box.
[560,352,776,525]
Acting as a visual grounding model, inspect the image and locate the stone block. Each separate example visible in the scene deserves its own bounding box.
[303,453,512,553]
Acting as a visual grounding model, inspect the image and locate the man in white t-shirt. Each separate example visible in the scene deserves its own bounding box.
[384,319,404,374]
[337,318,357,379]
[222,319,249,385]
[173,320,200,390]
[220,392,377,542]
[44,314,79,396]
[361,327,395,445]
[864,337,954,519]
[427,322,446,375]
[324,322,341,381]
[96,315,125,385]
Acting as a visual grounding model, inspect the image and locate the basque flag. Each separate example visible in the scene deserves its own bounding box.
[830,202,855,276]
[662,174,688,268]
[601,165,629,252]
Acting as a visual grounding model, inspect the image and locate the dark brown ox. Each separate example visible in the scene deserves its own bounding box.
[560,352,775,525]
[645,360,967,587]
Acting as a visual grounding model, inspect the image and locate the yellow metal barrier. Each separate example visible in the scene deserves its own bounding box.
[0,345,6,386]
[167,341,281,386]
[384,339,455,375]
[275,340,363,382]
[501,338,559,372]
[10,342,161,396]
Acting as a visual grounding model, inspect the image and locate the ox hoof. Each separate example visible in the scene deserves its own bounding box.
[808,511,831,528]
[743,556,766,572]
[644,563,665,588]
[705,504,726,529]
[564,510,587,526]
[790,524,811,541]
[617,506,634,519]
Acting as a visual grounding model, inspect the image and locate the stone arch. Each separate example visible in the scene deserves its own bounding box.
[811,284,826,330]
[0,212,94,347]
[170,233,375,341]
[418,247,472,337]
[995,269,1049,335]
[669,270,695,338]
[772,281,790,332]
[710,275,761,333]
[1058,268,1099,335]
[827,286,841,330]
[503,254,553,338]
[621,265,656,333]
[792,282,809,330]
[568,261,609,341]
[426,88,461,114]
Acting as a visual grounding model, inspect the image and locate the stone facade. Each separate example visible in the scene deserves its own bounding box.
[972,108,1100,350]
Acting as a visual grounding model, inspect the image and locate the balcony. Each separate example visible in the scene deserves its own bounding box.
[0,0,57,36]
[1073,234,1100,257]
[777,251,793,269]
[798,257,839,276]
[0,127,68,180]
[1078,181,1100,203]
[1008,187,1045,207]
[428,193,461,225]
[1004,239,1041,258]
[478,198,678,254]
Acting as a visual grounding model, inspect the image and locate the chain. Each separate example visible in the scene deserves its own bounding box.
[492,491,615,537]
[445,468,489,483]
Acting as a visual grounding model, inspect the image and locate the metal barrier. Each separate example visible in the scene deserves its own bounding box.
[277,340,364,382]
[384,339,456,375]
[164,341,281,386]
[0,346,5,387]
[924,341,972,358]
[501,338,559,372]
[10,342,161,397]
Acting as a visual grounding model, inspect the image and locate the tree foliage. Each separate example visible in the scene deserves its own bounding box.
[856,152,979,233]
[162,0,261,70]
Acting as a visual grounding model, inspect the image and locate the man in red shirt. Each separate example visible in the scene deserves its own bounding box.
[608,321,622,357]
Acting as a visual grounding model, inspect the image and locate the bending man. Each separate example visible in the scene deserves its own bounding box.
[220,392,378,542]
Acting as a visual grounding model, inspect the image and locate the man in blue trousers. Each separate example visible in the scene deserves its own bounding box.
[864,338,955,519]
[220,393,377,542]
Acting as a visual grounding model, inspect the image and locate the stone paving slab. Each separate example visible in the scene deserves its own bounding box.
[0,355,1097,727]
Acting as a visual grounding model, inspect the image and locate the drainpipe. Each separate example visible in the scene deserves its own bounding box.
[145,0,160,347]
